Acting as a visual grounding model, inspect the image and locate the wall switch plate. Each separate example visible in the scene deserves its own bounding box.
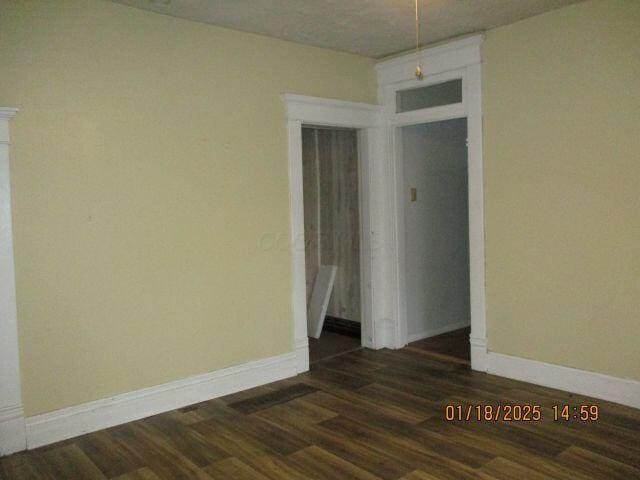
[410,187,417,202]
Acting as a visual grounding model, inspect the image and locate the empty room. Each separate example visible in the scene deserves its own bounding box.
[1,1,638,479]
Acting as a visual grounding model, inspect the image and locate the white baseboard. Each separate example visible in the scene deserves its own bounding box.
[376,317,397,349]
[407,321,471,344]
[0,406,26,455]
[295,338,310,373]
[486,351,640,410]
[362,336,377,350]
[25,351,298,450]
[470,336,489,372]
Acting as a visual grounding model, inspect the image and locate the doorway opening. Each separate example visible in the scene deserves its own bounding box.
[399,118,471,365]
[302,125,363,364]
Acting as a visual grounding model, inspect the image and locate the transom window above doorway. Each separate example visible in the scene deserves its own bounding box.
[396,78,463,113]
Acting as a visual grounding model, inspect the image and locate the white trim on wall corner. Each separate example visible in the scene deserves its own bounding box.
[469,336,489,372]
[0,107,26,456]
[0,406,26,456]
[295,338,310,373]
[486,351,640,410]
[25,351,297,450]
[406,321,471,344]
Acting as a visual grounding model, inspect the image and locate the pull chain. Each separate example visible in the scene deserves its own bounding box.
[415,0,423,80]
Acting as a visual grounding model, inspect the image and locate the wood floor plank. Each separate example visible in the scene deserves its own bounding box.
[319,414,495,470]
[508,415,640,469]
[400,468,493,480]
[250,397,338,428]
[408,327,471,363]
[217,415,311,456]
[424,411,571,458]
[242,454,312,480]
[191,419,277,459]
[317,352,387,374]
[287,445,382,480]
[398,457,492,480]
[111,467,164,480]
[328,387,431,424]
[301,390,419,434]
[0,452,48,480]
[414,419,594,480]
[74,429,148,478]
[203,457,270,480]
[478,457,556,480]
[193,398,244,422]
[140,414,230,467]
[227,383,317,414]
[296,367,373,391]
[556,445,640,480]
[107,423,213,480]
[357,382,439,417]
[220,385,277,405]
[290,422,415,480]
[30,444,106,480]
[479,454,592,480]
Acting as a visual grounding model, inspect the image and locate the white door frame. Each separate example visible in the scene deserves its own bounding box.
[283,94,384,372]
[0,107,26,455]
[375,35,488,371]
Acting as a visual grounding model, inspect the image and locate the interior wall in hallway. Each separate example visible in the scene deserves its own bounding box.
[302,127,361,323]
[402,118,470,340]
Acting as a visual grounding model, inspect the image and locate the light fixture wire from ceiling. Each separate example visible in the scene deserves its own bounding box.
[415,0,423,80]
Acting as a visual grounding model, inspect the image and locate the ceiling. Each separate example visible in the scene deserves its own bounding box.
[109,0,584,58]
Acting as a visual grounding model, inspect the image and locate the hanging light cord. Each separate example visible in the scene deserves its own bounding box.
[415,0,423,80]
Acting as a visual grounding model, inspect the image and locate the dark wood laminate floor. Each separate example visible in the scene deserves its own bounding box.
[409,327,471,365]
[2,346,639,479]
[308,331,361,364]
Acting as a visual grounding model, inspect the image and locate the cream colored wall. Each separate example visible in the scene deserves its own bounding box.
[483,0,640,380]
[0,0,376,416]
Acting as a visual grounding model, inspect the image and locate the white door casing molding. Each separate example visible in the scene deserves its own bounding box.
[283,94,386,370]
[375,35,489,370]
[0,107,26,456]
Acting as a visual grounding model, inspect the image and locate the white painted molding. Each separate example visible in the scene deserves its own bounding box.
[282,94,381,128]
[376,36,488,365]
[464,61,487,361]
[470,336,489,373]
[0,108,18,144]
[295,338,309,374]
[487,352,640,410]
[375,35,483,86]
[407,321,471,344]
[0,108,26,456]
[283,94,384,364]
[25,351,297,450]
[356,128,375,349]
[285,118,309,375]
[0,406,26,456]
